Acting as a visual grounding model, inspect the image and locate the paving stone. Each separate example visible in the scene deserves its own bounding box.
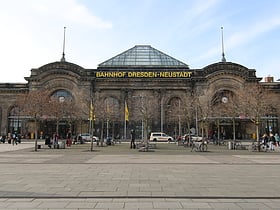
[0,142,280,209]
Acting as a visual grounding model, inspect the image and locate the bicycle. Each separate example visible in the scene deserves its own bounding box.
[234,141,243,150]
[191,140,208,152]
[248,142,267,152]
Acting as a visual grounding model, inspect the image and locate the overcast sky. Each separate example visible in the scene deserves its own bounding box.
[0,0,279,82]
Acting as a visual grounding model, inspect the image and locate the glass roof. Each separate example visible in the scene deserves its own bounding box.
[98,45,188,68]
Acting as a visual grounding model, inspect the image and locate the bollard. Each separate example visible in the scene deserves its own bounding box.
[228,141,232,150]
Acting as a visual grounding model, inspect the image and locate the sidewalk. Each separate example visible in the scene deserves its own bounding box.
[0,141,279,209]
[0,141,34,152]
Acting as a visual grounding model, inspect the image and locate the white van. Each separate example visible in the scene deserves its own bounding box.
[149,132,174,142]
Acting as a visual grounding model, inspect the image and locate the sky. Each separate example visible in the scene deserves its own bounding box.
[0,0,280,83]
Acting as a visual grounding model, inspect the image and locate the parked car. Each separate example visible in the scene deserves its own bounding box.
[183,134,203,142]
[78,133,99,142]
[149,132,174,142]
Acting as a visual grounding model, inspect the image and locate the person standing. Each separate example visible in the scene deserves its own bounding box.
[53,132,58,148]
[130,129,136,149]
[66,131,72,147]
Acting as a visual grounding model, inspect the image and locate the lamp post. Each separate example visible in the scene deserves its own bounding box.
[160,97,164,132]
[106,100,109,141]
[178,100,181,137]
[255,116,260,152]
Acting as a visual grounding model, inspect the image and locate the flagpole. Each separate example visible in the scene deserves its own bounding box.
[89,100,93,151]
[61,26,66,62]
[124,100,129,140]
[124,117,127,140]
[221,26,226,62]
[124,101,127,140]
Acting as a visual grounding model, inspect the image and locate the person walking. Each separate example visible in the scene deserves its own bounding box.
[12,133,17,146]
[130,129,136,149]
[275,133,280,146]
[269,133,276,151]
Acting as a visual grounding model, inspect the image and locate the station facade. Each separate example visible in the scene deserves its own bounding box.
[0,45,279,140]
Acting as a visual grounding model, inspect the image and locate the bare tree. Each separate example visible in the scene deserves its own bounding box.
[47,96,80,136]
[167,97,196,139]
[238,83,274,151]
[211,89,241,143]
[197,88,215,139]
[131,94,157,151]
[93,96,120,146]
[16,89,81,151]
[16,89,50,151]
[182,94,198,136]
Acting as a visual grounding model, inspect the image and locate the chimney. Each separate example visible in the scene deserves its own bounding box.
[264,75,274,82]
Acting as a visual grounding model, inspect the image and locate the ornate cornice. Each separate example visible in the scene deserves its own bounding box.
[202,62,261,82]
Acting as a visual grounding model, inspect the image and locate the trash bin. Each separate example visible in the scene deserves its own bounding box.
[37,144,41,149]
[228,141,232,150]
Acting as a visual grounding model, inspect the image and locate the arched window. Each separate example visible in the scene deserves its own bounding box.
[8,106,21,134]
[51,90,72,102]
[104,97,120,119]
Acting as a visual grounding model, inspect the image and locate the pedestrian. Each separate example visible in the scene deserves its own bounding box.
[12,133,17,146]
[130,129,136,149]
[45,135,52,148]
[275,133,280,146]
[212,131,217,145]
[269,133,276,151]
[66,131,72,147]
[262,133,268,147]
[53,132,58,148]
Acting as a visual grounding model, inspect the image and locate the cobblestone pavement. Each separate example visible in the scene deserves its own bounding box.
[0,140,280,209]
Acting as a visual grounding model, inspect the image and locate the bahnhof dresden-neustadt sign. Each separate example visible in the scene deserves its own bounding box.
[95,71,192,78]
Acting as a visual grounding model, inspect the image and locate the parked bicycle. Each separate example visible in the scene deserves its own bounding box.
[248,142,267,152]
[233,141,243,150]
[191,139,208,152]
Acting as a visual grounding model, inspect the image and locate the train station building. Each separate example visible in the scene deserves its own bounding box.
[0,45,279,141]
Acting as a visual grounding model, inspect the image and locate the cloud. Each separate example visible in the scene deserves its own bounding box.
[29,0,112,29]
[190,14,280,67]
[227,16,280,50]
[183,0,220,21]
[0,0,113,82]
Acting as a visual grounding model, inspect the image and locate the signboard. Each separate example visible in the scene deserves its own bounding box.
[95,71,192,78]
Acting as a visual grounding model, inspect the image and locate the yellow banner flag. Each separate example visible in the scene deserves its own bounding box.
[125,100,129,121]
[89,101,94,120]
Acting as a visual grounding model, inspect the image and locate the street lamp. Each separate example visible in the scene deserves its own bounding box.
[160,97,164,132]
[178,100,181,137]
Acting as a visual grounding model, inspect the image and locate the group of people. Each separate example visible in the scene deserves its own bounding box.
[261,133,280,151]
[0,133,21,145]
[45,132,73,148]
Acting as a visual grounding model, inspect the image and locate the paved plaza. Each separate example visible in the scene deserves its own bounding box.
[0,140,280,209]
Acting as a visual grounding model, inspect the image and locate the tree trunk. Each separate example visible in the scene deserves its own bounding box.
[256,123,260,152]
[144,118,149,151]
[34,118,38,151]
[100,120,104,147]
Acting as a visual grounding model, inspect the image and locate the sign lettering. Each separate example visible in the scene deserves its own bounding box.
[95,71,192,78]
